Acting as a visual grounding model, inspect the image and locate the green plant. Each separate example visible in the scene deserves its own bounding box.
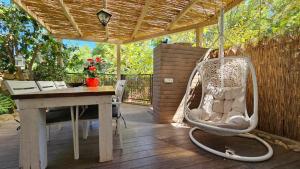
[0,4,79,80]
[83,57,105,78]
[33,62,67,81]
[0,94,14,115]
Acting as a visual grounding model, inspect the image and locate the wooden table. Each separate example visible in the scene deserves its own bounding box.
[12,86,115,169]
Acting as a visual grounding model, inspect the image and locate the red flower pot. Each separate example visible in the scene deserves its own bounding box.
[86,78,99,87]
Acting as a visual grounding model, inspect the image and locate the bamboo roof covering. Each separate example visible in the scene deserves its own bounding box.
[13,0,243,44]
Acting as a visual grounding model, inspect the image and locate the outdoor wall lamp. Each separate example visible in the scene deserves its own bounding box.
[96,9,112,26]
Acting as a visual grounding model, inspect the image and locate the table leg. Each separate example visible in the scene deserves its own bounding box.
[98,97,113,162]
[71,106,79,160]
[75,106,79,159]
[19,108,47,169]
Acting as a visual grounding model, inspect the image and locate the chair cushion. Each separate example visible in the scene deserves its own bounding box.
[188,109,250,129]
[190,86,249,129]
[224,100,233,113]
[79,104,118,120]
[212,100,223,113]
[46,108,71,124]
[224,87,243,100]
[47,107,70,112]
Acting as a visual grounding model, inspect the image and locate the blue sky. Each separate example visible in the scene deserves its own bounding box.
[62,40,96,49]
[2,0,96,49]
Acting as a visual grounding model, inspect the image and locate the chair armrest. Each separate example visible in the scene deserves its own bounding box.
[112,101,122,105]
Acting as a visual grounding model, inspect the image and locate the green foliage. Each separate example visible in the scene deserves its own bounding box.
[91,44,115,74]
[0,94,14,115]
[121,42,153,74]
[88,42,154,74]
[0,4,79,80]
[203,0,300,48]
[83,58,106,78]
[67,46,90,73]
[32,62,67,81]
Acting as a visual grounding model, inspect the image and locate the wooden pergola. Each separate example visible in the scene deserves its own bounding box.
[13,0,243,79]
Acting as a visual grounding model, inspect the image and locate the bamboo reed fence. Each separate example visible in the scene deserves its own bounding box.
[222,35,300,141]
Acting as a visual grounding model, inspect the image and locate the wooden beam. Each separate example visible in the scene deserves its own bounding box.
[166,0,200,30]
[53,36,122,44]
[131,0,151,38]
[195,27,203,47]
[124,18,217,44]
[13,0,52,33]
[224,0,244,12]
[58,0,83,37]
[115,44,121,80]
[166,0,242,31]
[103,0,109,40]
[212,0,244,20]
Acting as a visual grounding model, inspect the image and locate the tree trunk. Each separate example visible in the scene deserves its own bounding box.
[16,67,25,80]
[27,45,40,80]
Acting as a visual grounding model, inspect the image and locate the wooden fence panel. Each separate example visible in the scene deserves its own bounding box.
[223,35,300,141]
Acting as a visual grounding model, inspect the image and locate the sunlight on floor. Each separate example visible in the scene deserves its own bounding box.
[171,122,190,128]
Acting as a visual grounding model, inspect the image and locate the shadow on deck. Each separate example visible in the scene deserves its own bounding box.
[0,104,299,169]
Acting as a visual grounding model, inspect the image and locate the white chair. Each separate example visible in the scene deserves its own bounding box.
[36,81,57,91]
[5,80,78,160]
[79,80,127,149]
[184,57,273,162]
[54,81,68,89]
[5,80,40,94]
[36,81,71,140]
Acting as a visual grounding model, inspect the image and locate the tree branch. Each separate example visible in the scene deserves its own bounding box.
[28,44,40,71]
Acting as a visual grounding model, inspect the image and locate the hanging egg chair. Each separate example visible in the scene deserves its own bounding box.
[183,8,273,162]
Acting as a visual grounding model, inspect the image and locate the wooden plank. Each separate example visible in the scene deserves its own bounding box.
[12,86,115,99]
[103,0,109,40]
[13,0,243,44]
[1,104,300,169]
[166,0,200,30]
[271,160,300,169]
[53,35,122,44]
[131,0,151,38]
[13,0,52,34]
[211,0,244,21]
[58,0,83,37]
[124,0,243,44]
[124,18,217,44]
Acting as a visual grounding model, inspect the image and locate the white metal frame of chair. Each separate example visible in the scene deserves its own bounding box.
[80,80,127,149]
[184,57,273,162]
[114,80,127,129]
[112,80,127,149]
[5,80,80,160]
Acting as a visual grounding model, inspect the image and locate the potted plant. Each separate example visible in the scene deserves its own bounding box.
[83,57,104,87]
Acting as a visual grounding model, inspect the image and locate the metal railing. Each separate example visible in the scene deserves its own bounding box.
[65,73,152,105]
[122,74,152,105]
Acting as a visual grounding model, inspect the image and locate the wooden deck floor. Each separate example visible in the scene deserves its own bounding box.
[0,104,299,169]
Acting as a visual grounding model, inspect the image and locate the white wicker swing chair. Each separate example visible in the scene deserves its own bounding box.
[183,7,273,162]
[184,56,273,162]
